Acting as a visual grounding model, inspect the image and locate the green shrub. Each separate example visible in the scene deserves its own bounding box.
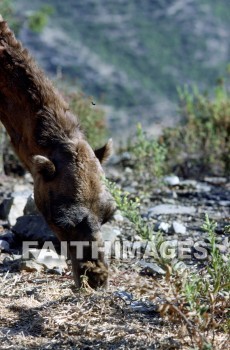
[128,123,167,179]
[28,5,54,33]
[0,0,20,32]
[182,214,230,337]
[107,180,152,240]
[162,82,230,177]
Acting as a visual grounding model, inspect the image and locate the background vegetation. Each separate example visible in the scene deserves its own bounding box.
[9,0,230,129]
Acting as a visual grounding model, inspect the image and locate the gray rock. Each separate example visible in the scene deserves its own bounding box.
[171,221,187,235]
[2,184,33,226]
[155,222,170,233]
[204,177,227,185]
[0,240,10,251]
[113,211,124,222]
[219,200,230,207]
[0,196,13,220]
[148,204,196,216]
[173,261,188,272]
[179,180,197,189]
[108,152,132,165]
[196,182,211,192]
[20,259,44,273]
[46,267,64,275]
[24,193,39,215]
[8,196,28,226]
[27,248,68,270]
[13,215,57,242]
[101,223,121,242]
[0,231,15,245]
[163,175,180,186]
[139,261,166,275]
[124,167,133,174]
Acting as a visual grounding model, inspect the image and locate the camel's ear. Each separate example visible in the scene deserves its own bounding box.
[32,155,56,180]
[94,139,113,163]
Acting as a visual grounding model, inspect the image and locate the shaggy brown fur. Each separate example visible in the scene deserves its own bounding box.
[0,15,115,289]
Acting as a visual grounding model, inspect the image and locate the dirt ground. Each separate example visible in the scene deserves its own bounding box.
[0,258,229,350]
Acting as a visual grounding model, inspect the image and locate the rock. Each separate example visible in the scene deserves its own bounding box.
[173,261,188,272]
[123,186,136,194]
[148,204,196,216]
[204,177,227,185]
[219,200,230,207]
[12,184,32,197]
[139,261,166,275]
[20,259,44,273]
[124,167,133,174]
[13,215,57,243]
[24,193,39,215]
[196,182,211,192]
[24,172,33,183]
[0,240,10,251]
[171,221,187,235]
[101,223,121,242]
[133,234,142,241]
[2,184,33,226]
[0,231,15,246]
[27,248,68,271]
[179,180,197,189]
[155,222,170,233]
[113,211,124,222]
[0,196,13,220]
[8,196,28,226]
[114,291,158,314]
[46,267,64,275]
[108,152,132,165]
[163,175,180,186]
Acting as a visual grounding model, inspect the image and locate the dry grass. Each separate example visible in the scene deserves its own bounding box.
[0,259,229,350]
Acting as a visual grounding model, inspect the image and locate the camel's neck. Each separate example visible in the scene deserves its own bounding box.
[0,19,82,171]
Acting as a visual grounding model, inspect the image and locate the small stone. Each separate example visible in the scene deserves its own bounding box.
[8,196,28,226]
[113,211,124,222]
[24,193,39,215]
[0,240,10,251]
[196,182,211,192]
[46,267,64,275]
[0,231,15,245]
[101,224,121,242]
[12,254,22,260]
[24,172,33,183]
[124,167,133,174]
[139,261,166,275]
[121,152,132,161]
[20,259,44,273]
[172,221,187,235]
[204,177,227,185]
[219,201,230,207]
[173,261,188,272]
[148,204,196,216]
[23,248,68,270]
[0,196,13,220]
[134,235,142,241]
[25,288,36,296]
[37,252,67,271]
[163,175,180,186]
[179,180,197,189]
[156,222,170,233]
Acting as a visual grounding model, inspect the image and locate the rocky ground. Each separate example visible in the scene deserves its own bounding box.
[0,155,229,350]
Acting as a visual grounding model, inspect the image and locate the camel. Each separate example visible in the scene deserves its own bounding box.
[0,15,115,289]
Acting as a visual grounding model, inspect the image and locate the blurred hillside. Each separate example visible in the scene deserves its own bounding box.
[10,0,230,136]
